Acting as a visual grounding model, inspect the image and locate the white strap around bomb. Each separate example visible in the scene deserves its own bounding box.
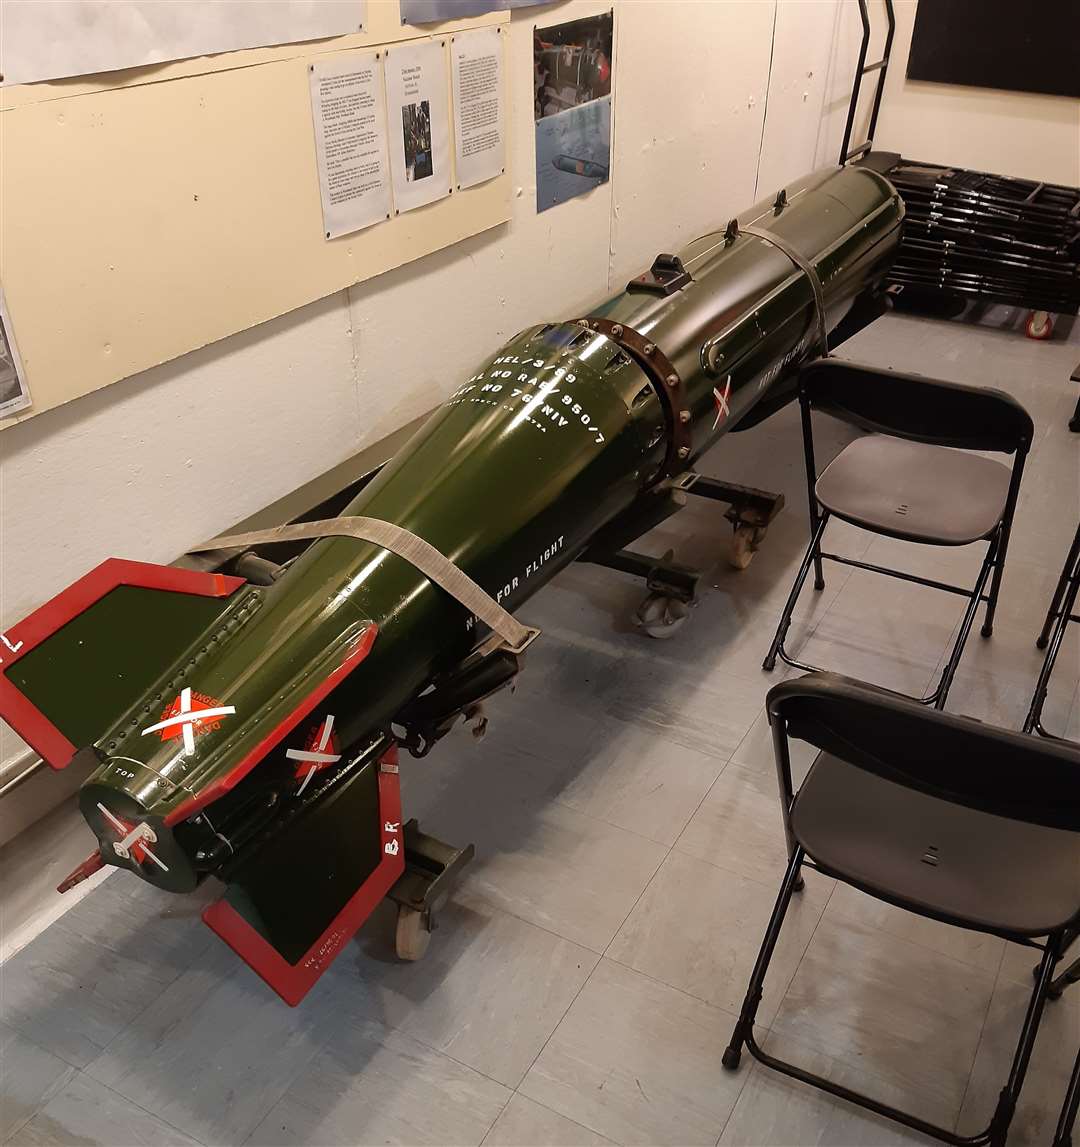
[188,518,539,656]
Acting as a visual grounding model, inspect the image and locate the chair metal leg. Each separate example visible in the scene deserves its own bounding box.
[1025,547,1080,734]
[722,846,805,1070]
[763,516,829,672]
[798,394,825,592]
[1053,1045,1080,1147]
[1037,523,1080,650]
[1049,952,1080,1001]
[981,532,1008,640]
[929,542,998,710]
[984,935,1065,1147]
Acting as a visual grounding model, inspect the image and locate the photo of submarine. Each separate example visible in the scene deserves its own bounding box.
[0,163,902,1004]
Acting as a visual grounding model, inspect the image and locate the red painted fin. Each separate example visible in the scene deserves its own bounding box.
[202,746,404,1006]
[0,559,245,770]
[163,623,378,826]
[57,850,106,894]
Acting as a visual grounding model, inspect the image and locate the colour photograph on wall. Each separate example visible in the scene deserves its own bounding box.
[384,37,451,213]
[402,100,434,181]
[533,10,613,213]
[534,11,613,120]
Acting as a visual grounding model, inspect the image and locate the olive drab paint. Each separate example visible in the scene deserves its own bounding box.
[14,165,903,897]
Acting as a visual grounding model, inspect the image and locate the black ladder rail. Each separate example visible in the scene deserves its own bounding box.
[840,0,896,165]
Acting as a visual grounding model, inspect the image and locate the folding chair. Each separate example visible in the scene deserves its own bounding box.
[763,359,1034,709]
[722,674,1080,1147]
[1024,518,1080,736]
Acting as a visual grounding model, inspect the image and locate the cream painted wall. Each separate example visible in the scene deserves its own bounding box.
[875,0,1080,185]
[0,0,870,844]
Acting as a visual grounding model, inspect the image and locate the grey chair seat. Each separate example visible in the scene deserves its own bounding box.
[815,435,1014,545]
[792,752,1080,937]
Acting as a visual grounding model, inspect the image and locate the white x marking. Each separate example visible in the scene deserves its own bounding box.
[141,687,236,754]
[96,802,169,872]
[712,376,733,430]
[288,715,341,795]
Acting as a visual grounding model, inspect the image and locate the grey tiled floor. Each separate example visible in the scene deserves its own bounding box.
[3,310,1079,1146]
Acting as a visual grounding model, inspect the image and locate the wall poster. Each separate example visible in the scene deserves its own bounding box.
[1,1,366,87]
[533,11,613,214]
[451,26,505,191]
[309,51,392,240]
[401,0,544,25]
[384,38,452,214]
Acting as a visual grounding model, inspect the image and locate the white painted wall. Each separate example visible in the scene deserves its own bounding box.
[0,0,875,844]
[875,0,1080,185]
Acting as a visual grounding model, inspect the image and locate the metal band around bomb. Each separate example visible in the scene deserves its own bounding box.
[576,316,692,478]
[739,223,830,358]
[188,518,539,656]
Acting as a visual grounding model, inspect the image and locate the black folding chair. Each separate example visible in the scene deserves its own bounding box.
[1025,518,1080,737]
[722,674,1080,1147]
[763,359,1034,709]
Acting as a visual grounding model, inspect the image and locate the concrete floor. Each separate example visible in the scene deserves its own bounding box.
[2,308,1079,1146]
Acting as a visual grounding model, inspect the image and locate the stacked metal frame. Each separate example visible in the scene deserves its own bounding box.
[885,160,1080,315]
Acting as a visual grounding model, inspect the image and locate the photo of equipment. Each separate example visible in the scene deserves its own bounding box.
[402,100,433,182]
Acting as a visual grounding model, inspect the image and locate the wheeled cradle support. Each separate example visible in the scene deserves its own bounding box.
[387,819,475,961]
[581,472,785,637]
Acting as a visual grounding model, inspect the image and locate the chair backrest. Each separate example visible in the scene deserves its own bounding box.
[799,359,1034,455]
[768,674,1080,832]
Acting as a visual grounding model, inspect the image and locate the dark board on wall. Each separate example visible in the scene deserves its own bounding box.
[907,0,1079,99]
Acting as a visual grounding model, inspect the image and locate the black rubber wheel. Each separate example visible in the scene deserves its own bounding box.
[793,875,805,893]
[1036,636,1049,650]
[722,1046,741,1071]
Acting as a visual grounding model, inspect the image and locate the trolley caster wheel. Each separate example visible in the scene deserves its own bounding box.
[395,906,433,961]
[633,592,690,639]
[730,524,767,570]
[722,1046,742,1071]
[1026,310,1054,340]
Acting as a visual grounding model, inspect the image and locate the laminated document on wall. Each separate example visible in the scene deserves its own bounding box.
[309,52,392,240]
[1,1,367,87]
[451,27,505,191]
[384,39,452,214]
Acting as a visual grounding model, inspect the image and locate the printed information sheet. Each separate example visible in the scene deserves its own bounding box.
[384,39,452,214]
[451,26,505,191]
[309,52,392,240]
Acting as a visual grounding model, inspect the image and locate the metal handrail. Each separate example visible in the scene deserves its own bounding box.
[839,0,896,165]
